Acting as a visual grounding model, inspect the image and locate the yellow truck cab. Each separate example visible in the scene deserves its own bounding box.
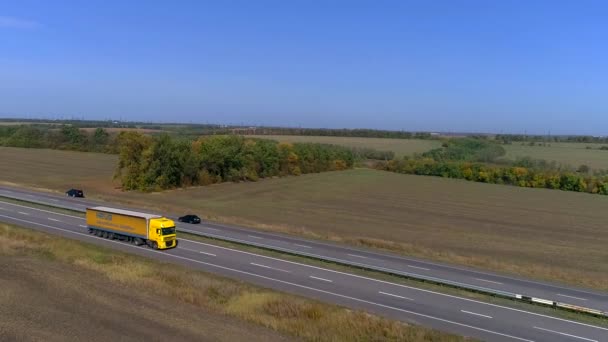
[86,206,178,249]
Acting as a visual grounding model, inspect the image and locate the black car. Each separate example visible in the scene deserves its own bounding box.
[178,214,201,224]
[66,189,84,198]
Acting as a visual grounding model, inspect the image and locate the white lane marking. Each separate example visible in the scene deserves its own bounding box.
[49,199,58,202]
[0,201,85,219]
[248,235,263,239]
[294,244,312,249]
[180,247,217,257]
[533,327,598,342]
[407,265,430,271]
[203,227,219,231]
[348,253,367,259]
[79,225,87,228]
[250,263,290,273]
[475,278,504,285]
[0,207,4,210]
[310,275,333,283]
[556,294,588,301]
[180,238,608,332]
[0,213,542,342]
[379,291,414,301]
[461,310,492,319]
[48,218,60,222]
[18,212,30,215]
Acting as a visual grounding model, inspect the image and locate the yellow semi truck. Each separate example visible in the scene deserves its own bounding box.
[86,206,178,249]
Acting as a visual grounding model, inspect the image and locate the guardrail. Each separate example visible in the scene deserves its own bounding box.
[2,193,607,319]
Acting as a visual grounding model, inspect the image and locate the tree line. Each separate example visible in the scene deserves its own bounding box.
[114,133,356,191]
[374,138,608,195]
[238,127,435,140]
[496,134,608,144]
[0,125,114,153]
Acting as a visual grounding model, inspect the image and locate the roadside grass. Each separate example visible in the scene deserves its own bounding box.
[247,135,441,157]
[0,222,472,342]
[2,147,608,291]
[503,142,608,170]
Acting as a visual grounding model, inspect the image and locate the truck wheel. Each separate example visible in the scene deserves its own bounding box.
[108,233,114,240]
[151,241,158,250]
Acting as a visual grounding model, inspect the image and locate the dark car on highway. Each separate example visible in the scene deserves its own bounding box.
[178,214,201,224]
[66,189,84,198]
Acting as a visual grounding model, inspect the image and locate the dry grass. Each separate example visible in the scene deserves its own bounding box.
[0,223,469,342]
[2,147,608,290]
[247,135,441,157]
[503,142,608,170]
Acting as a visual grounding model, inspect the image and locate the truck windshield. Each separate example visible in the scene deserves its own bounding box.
[161,227,176,235]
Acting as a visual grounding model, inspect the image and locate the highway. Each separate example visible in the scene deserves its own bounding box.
[1,185,607,314]
[0,196,607,341]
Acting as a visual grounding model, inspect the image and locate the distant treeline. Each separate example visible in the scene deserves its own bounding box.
[237,128,436,140]
[496,134,608,144]
[0,125,114,153]
[115,133,356,191]
[375,138,608,195]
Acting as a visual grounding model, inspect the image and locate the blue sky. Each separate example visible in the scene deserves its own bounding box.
[1,1,607,134]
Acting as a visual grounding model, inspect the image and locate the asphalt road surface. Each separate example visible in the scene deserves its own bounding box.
[0,197,607,341]
[1,186,607,314]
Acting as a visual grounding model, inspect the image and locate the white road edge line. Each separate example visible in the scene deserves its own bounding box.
[18,212,30,215]
[248,235,263,239]
[310,276,333,283]
[407,265,431,271]
[79,225,87,228]
[533,327,598,342]
[250,263,290,273]
[461,310,492,319]
[202,227,220,231]
[556,294,588,301]
[48,218,60,222]
[348,254,367,259]
[475,278,504,285]
[294,244,312,248]
[182,238,608,332]
[379,291,414,301]
[0,213,537,342]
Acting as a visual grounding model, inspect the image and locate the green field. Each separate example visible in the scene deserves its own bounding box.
[248,135,441,157]
[503,142,608,170]
[2,146,608,290]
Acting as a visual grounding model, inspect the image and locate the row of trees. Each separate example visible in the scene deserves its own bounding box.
[374,137,608,195]
[115,133,356,191]
[421,138,506,163]
[374,158,608,194]
[0,125,114,153]
[496,134,608,144]
[240,128,435,140]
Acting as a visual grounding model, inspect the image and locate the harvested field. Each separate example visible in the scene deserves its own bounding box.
[503,142,608,170]
[1,147,608,290]
[247,135,441,157]
[0,248,290,341]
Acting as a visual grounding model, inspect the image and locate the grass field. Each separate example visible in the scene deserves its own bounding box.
[0,223,468,342]
[248,135,441,157]
[2,147,608,290]
[503,142,608,170]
